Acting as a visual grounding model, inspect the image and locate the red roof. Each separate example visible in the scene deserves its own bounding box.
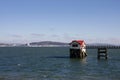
[71,40,85,45]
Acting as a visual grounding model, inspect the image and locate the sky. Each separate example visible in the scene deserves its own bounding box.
[0,0,120,44]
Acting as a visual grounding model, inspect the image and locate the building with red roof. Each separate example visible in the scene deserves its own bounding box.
[70,40,86,49]
[69,40,87,58]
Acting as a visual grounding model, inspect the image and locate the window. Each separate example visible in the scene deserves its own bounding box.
[72,44,78,47]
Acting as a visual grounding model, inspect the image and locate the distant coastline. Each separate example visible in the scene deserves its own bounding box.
[0,41,120,48]
[0,41,69,47]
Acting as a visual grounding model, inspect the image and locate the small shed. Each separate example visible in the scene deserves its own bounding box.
[69,40,87,58]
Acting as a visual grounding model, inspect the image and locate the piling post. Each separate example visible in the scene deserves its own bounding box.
[97,48,108,59]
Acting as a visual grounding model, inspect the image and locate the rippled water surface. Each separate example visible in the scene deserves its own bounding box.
[0,47,120,80]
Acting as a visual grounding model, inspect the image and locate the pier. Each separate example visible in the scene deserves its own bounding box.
[86,45,120,49]
[69,40,120,59]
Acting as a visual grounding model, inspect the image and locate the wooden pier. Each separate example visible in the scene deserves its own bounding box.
[68,40,119,59]
[70,49,87,58]
[97,48,108,59]
[86,45,120,49]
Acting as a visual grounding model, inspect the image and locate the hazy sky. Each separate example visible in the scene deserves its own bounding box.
[0,0,120,44]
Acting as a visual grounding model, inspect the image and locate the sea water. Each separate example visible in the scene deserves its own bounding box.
[0,47,120,80]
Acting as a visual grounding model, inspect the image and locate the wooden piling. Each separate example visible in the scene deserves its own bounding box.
[70,49,87,58]
[97,48,108,59]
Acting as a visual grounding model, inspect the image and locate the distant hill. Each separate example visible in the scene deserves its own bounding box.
[29,41,69,46]
[0,41,120,48]
[0,43,10,47]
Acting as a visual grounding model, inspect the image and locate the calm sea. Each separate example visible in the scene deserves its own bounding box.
[0,47,120,80]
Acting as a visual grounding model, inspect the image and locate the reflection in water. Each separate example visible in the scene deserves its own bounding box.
[69,58,87,64]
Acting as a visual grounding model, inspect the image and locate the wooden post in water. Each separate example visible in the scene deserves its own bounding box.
[97,48,108,59]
